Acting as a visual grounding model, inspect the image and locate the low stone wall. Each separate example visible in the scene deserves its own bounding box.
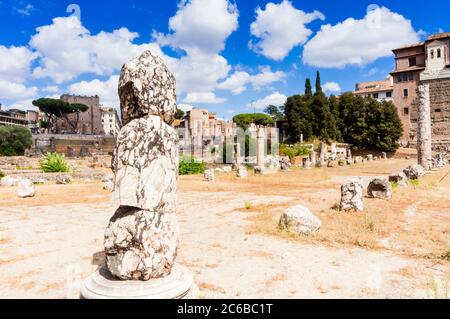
[31,135,117,157]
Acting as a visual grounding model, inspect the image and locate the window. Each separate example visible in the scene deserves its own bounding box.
[435,109,442,113]
[402,73,408,82]
[403,89,409,97]
[409,57,417,66]
[403,108,409,115]
[386,92,392,98]
[437,48,441,58]
[430,49,434,59]
[373,93,379,99]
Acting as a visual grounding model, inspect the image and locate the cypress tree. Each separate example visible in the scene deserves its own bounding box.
[305,78,312,96]
[315,71,322,94]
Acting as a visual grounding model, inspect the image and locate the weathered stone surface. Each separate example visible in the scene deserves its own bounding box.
[222,166,232,173]
[104,206,179,281]
[327,160,335,168]
[17,179,35,198]
[0,176,19,187]
[56,175,72,185]
[367,177,392,199]
[416,84,432,170]
[204,169,215,182]
[346,158,353,165]
[103,181,114,192]
[340,178,364,211]
[279,156,291,170]
[119,51,177,126]
[389,172,408,188]
[102,174,114,183]
[279,205,321,235]
[237,166,248,178]
[338,159,346,166]
[403,164,425,180]
[265,155,280,169]
[381,152,387,159]
[367,154,373,162]
[112,115,178,212]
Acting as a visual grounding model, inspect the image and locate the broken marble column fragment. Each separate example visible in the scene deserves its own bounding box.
[112,115,178,212]
[340,178,364,212]
[104,206,179,281]
[119,51,177,126]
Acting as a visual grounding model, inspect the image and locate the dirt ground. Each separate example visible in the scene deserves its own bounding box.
[0,158,449,299]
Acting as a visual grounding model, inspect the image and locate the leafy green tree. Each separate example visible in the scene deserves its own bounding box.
[305,78,312,96]
[32,98,89,132]
[175,108,185,120]
[264,105,285,121]
[0,126,32,156]
[232,113,273,130]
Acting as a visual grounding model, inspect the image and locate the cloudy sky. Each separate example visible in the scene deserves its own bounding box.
[0,0,448,119]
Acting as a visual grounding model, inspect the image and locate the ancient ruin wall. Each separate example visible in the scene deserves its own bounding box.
[411,77,450,147]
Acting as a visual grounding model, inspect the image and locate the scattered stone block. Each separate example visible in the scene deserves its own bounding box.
[368,177,392,199]
[279,205,321,235]
[340,178,364,211]
[56,175,72,185]
[17,179,35,198]
[204,169,215,182]
[1,176,19,187]
[389,172,408,188]
[403,165,425,180]
[237,166,248,178]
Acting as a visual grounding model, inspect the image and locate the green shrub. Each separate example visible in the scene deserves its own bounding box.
[244,202,253,210]
[0,126,32,156]
[0,170,5,179]
[179,156,206,175]
[40,152,71,173]
[280,143,311,159]
[410,178,420,187]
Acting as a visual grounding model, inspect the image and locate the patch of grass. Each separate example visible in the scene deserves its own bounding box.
[410,178,420,187]
[244,202,253,210]
[179,156,206,175]
[0,170,4,179]
[390,181,398,191]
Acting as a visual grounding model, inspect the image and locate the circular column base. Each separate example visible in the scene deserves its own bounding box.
[80,264,197,299]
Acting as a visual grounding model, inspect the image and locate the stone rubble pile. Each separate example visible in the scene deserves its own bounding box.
[340,178,364,212]
[279,205,321,236]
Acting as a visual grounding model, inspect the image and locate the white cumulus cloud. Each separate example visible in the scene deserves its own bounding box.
[303,7,420,68]
[217,66,286,95]
[0,45,37,83]
[247,91,287,109]
[249,0,324,60]
[184,92,227,104]
[0,80,38,100]
[30,16,159,83]
[68,75,120,106]
[154,0,238,55]
[323,82,341,93]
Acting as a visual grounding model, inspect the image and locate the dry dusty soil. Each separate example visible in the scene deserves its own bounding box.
[0,158,449,299]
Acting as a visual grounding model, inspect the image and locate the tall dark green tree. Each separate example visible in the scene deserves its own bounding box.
[315,71,322,94]
[0,126,32,156]
[305,78,312,96]
[284,95,313,141]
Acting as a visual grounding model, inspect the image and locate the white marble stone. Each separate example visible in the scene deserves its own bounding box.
[112,115,178,212]
[104,206,179,281]
[119,50,177,126]
[340,178,364,212]
[279,205,321,235]
[17,179,35,198]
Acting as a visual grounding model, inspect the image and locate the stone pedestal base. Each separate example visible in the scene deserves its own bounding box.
[80,264,197,299]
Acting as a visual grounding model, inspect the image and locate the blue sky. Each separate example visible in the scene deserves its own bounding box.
[0,0,449,119]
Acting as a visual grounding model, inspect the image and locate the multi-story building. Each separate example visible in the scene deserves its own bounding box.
[355,31,450,147]
[100,106,121,136]
[57,94,104,135]
[181,108,234,138]
[0,104,40,132]
[354,76,394,102]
